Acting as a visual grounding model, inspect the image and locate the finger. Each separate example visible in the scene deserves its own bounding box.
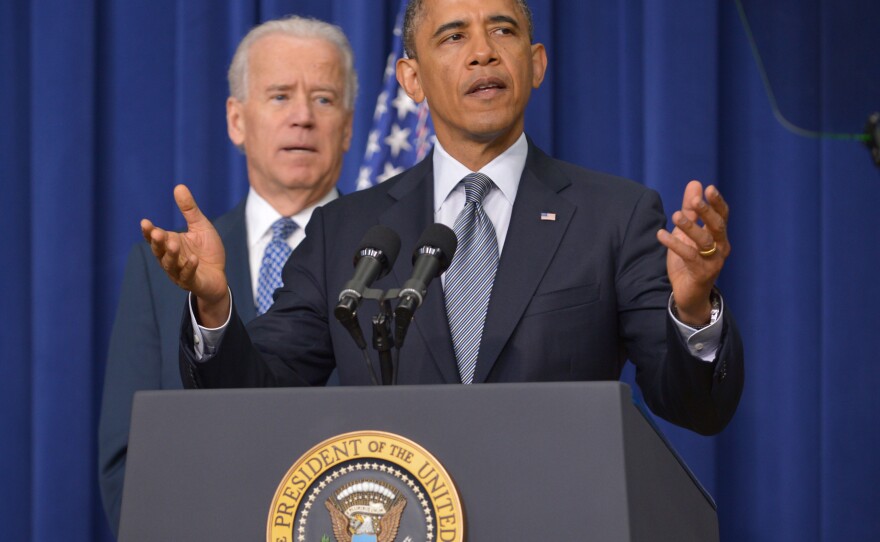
[705,185,729,223]
[657,229,700,261]
[159,237,178,272]
[178,254,199,286]
[159,236,190,280]
[687,187,732,250]
[173,184,210,231]
[140,218,154,243]
[146,226,169,261]
[690,196,728,245]
[671,211,715,252]
[698,207,728,245]
[680,180,704,222]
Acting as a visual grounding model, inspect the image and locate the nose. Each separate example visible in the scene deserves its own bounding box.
[287,93,315,127]
[468,31,498,67]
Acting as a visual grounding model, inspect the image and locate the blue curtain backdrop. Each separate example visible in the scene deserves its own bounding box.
[1,0,878,540]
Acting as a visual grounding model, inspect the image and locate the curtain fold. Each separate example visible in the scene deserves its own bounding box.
[0,4,33,541]
[1,1,878,540]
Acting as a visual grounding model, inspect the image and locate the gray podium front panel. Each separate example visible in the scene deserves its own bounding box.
[120,382,717,541]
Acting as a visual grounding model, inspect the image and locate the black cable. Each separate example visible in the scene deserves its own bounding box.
[360,348,380,386]
[734,0,872,143]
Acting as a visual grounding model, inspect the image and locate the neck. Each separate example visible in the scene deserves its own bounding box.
[252,184,332,217]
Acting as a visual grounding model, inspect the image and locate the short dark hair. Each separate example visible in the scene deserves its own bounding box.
[402,0,534,59]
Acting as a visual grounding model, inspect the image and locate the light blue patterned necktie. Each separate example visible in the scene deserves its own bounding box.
[444,172,499,384]
[256,217,297,315]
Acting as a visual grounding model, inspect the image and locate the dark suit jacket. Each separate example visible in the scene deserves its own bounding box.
[182,142,743,436]
[98,199,255,536]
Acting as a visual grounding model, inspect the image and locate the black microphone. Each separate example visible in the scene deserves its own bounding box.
[334,225,401,349]
[394,223,457,347]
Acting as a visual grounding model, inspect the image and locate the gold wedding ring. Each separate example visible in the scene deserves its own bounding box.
[698,241,718,258]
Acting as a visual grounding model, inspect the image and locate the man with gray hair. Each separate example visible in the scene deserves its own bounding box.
[98,15,356,535]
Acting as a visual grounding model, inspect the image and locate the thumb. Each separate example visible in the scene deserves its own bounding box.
[173,184,210,231]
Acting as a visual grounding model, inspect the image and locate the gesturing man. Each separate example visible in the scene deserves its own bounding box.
[144,0,742,436]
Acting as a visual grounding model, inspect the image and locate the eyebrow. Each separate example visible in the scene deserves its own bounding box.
[431,14,521,40]
[264,84,340,95]
[488,14,520,28]
[432,19,466,39]
[265,84,294,93]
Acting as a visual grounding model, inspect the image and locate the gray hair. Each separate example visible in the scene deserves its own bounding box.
[227,15,358,110]
[403,0,534,59]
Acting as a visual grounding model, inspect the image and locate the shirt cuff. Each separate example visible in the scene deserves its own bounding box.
[188,288,233,361]
[667,292,724,363]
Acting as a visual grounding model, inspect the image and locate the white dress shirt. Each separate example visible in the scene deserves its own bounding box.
[245,187,338,302]
[432,133,527,252]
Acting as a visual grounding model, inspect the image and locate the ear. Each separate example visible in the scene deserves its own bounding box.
[530,43,548,89]
[396,57,425,103]
[342,111,354,152]
[226,97,246,147]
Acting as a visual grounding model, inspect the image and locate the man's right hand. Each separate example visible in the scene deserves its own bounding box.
[141,184,230,327]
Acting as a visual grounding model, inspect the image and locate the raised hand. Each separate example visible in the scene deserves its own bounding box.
[141,184,230,326]
[656,180,730,327]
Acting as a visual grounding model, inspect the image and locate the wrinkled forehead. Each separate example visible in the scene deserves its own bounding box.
[249,34,340,66]
[248,35,344,81]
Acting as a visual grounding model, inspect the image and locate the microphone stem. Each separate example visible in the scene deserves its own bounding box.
[372,302,396,385]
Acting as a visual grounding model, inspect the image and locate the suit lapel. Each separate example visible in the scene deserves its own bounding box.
[472,143,575,383]
[380,156,460,383]
[216,199,257,324]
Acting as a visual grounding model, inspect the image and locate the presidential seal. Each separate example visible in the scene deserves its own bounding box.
[267,431,463,542]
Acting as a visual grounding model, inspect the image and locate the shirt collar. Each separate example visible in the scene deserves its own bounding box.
[245,186,339,248]
[432,132,528,211]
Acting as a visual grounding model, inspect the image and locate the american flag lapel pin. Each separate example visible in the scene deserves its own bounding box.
[540,212,557,221]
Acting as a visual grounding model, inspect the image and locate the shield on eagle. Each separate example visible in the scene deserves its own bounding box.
[324,480,407,542]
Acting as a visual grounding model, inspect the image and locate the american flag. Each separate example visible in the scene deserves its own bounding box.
[356,4,434,191]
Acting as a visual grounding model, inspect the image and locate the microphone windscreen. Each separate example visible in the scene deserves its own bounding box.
[413,223,458,271]
[355,224,401,271]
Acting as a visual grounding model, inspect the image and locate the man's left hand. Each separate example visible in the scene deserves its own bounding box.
[657,180,730,327]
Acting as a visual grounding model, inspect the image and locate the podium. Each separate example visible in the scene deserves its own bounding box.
[119,382,718,541]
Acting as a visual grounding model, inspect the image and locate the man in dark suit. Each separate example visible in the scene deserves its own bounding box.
[144,0,742,437]
[98,16,356,535]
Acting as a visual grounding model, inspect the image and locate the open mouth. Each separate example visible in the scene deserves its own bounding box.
[466,77,507,96]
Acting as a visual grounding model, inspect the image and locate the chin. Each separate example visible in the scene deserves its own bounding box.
[275,166,317,183]
[468,121,518,141]
[278,179,320,191]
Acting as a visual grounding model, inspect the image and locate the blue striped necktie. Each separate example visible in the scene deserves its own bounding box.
[444,172,499,384]
[256,217,297,315]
